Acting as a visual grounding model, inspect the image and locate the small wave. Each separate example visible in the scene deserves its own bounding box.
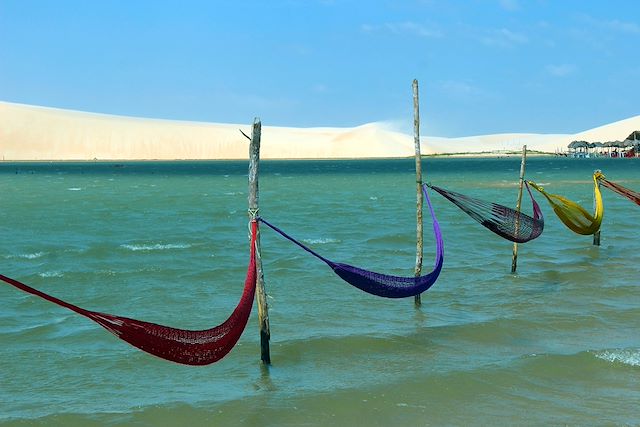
[64,247,88,254]
[369,196,378,201]
[38,271,64,278]
[11,252,46,259]
[96,269,117,276]
[594,349,640,367]
[67,187,82,191]
[302,238,340,245]
[120,243,192,251]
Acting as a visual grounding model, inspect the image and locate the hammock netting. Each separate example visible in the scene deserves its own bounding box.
[528,172,604,235]
[0,220,259,365]
[258,184,443,298]
[597,175,640,206]
[425,181,544,243]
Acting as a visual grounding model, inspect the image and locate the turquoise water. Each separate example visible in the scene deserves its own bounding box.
[0,158,638,426]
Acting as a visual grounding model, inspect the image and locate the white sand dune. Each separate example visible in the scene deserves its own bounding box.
[1,101,638,160]
[572,115,640,143]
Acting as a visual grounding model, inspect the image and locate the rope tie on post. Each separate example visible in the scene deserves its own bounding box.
[248,208,260,220]
[248,208,260,238]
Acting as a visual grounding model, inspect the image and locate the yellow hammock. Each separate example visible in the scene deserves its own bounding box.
[528,171,604,235]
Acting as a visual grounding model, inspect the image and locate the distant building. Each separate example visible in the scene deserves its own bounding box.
[626,130,640,141]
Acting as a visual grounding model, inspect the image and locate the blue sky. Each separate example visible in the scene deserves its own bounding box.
[1,0,638,136]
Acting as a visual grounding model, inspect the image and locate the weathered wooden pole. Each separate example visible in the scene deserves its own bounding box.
[593,227,601,245]
[593,170,601,246]
[511,145,527,273]
[413,79,424,306]
[248,117,271,364]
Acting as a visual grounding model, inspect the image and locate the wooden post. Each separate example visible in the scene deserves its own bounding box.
[593,170,601,246]
[511,145,527,273]
[248,117,271,364]
[412,79,424,306]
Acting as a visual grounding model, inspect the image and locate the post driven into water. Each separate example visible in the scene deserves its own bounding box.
[248,118,271,364]
[593,228,601,245]
[511,145,527,273]
[593,170,601,246]
[413,79,424,306]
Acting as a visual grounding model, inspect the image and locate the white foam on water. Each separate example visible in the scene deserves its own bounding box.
[67,187,82,191]
[12,252,46,259]
[594,349,640,367]
[120,243,192,251]
[302,238,340,245]
[38,271,64,278]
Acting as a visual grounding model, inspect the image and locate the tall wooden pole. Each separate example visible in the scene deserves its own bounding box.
[511,145,527,273]
[593,170,601,246]
[248,117,271,364]
[413,79,424,306]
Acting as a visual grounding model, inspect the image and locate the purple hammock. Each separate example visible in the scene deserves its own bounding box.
[426,181,544,243]
[0,221,259,366]
[258,184,443,299]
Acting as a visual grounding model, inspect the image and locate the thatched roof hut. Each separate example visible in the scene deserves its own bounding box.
[566,132,639,157]
[626,130,640,141]
[568,140,589,149]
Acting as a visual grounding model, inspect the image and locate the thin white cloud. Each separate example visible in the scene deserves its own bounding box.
[361,21,442,38]
[545,64,576,77]
[499,0,520,11]
[578,14,640,34]
[569,15,640,51]
[436,80,486,98]
[568,28,605,50]
[279,43,312,56]
[601,19,640,34]
[481,28,528,47]
[311,83,328,93]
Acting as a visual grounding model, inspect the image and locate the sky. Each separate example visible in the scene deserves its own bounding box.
[1,0,639,137]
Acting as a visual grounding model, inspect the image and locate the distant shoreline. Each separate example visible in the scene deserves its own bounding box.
[0,152,560,163]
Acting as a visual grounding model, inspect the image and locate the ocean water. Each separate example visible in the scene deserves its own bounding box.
[0,158,638,426]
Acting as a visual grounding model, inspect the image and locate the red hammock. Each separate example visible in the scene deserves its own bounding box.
[0,221,258,366]
[598,176,640,206]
